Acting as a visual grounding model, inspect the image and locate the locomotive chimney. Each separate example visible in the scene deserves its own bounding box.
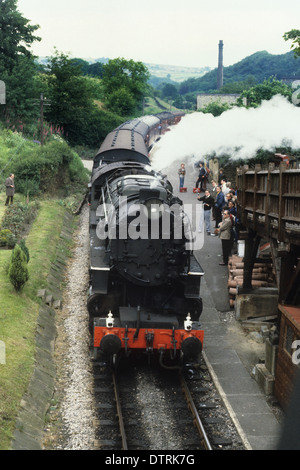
[217,40,224,89]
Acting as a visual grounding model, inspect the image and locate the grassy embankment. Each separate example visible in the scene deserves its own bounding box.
[0,191,72,450]
[144,96,183,114]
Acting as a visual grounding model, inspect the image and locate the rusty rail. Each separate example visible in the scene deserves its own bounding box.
[112,371,128,450]
[179,372,213,451]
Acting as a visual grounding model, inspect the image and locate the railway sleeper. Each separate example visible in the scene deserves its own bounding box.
[198,402,219,410]
[211,437,233,447]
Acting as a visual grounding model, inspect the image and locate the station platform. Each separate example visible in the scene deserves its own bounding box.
[199,270,282,450]
[170,166,283,450]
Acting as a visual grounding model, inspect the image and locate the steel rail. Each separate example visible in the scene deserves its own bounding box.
[179,372,213,451]
[112,371,128,450]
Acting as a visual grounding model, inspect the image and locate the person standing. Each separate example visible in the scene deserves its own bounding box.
[228,200,238,250]
[195,162,207,192]
[216,209,233,266]
[178,163,186,189]
[210,180,218,221]
[211,180,218,199]
[220,179,230,196]
[218,168,226,184]
[198,189,214,235]
[5,173,15,206]
[212,185,225,234]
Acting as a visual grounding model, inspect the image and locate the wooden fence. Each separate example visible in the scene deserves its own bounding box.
[237,162,300,247]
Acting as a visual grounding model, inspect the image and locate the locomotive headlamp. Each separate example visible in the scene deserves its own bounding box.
[143,198,164,220]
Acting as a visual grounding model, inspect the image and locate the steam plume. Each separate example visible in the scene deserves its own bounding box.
[151,95,300,170]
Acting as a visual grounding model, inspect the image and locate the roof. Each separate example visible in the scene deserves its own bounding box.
[115,118,150,139]
[95,129,149,164]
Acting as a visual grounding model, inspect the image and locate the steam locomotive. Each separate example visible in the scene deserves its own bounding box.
[88,112,204,368]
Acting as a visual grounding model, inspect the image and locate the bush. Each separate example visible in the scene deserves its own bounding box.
[2,202,40,239]
[11,140,89,196]
[0,229,16,248]
[18,239,30,263]
[8,244,29,291]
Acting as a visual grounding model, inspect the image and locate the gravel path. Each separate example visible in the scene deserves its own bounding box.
[45,205,96,450]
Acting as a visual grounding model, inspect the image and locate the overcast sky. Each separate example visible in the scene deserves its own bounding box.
[18,0,299,68]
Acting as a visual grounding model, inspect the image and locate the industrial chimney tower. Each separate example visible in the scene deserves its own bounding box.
[217,40,224,89]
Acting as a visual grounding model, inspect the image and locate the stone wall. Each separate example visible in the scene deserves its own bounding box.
[197,93,246,110]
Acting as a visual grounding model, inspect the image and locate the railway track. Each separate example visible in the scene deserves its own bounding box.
[92,357,245,451]
[179,372,212,450]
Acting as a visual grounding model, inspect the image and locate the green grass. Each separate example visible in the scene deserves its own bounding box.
[0,197,69,450]
[143,96,183,115]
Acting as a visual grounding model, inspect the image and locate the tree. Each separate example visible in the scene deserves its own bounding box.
[19,239,30,263]
[237,77,292,107]
[87,62,104,78]
[0,0,41,122]
[283,29,300,58]
[199,101,231,116]
[218,76,257,94]
[161,83,179,100]
[102,58,150,115]
[41,50,123,147]
[105,87,136,116]
[8,244,29,292]
[44,50,96,145]
[0,0,41,72]
[69,59,105,78]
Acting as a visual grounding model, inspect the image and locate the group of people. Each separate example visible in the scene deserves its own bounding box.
[189,163,238,266]
[177,162,238,266]
[196,170,239,266]
[178,161,210,191]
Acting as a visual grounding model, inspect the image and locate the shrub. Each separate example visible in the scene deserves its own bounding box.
[8,244,29,291]
[0,229,16,248]
[11,140,89,196]
[18,239,30,263]
[2,201,40,239]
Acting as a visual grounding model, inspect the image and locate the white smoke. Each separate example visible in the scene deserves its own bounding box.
[150,95,300,171]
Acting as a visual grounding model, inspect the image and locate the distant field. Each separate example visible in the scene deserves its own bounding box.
[145,62,211,82]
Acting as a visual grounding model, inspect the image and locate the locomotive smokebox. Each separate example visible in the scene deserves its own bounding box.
[100,334,122,355]
[181,336,203,359]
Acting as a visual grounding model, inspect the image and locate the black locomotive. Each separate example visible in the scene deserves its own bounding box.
[88,112,204,368]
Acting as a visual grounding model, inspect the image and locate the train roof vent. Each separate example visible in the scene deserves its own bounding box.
[111,131,119,147]
[131,131,135,149]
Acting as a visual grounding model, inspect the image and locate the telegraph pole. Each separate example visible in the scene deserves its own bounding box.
[40,93,44,145]
[38,93,51,145]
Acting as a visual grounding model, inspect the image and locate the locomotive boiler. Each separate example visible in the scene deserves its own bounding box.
[88,112,204,368]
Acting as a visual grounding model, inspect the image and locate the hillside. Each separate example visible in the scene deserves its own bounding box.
[179,50,300,94]
[38,50,300,95]
[145,63,211,85]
